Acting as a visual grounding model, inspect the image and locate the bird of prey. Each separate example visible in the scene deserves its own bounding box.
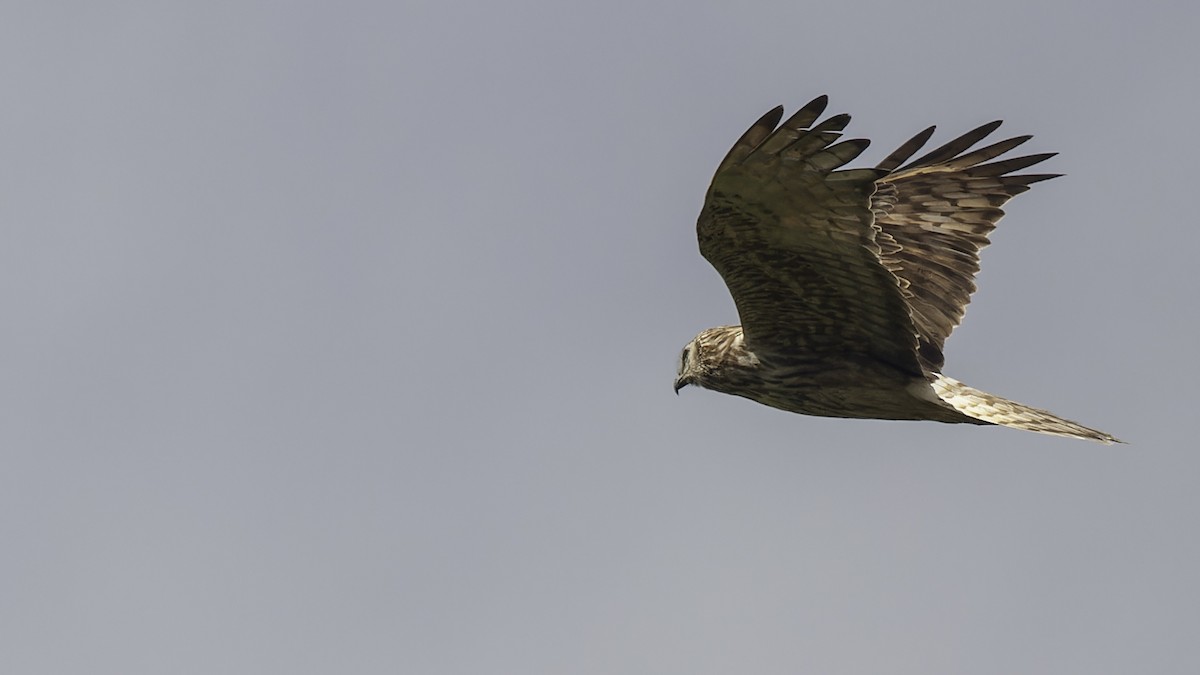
[674,95,1119,444]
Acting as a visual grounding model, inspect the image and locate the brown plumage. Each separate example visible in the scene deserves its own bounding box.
[675,95,1120,444]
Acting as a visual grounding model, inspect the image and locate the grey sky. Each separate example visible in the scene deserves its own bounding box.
[2,1,1196,674]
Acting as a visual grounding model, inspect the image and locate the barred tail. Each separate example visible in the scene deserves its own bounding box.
[931,374,1122,444]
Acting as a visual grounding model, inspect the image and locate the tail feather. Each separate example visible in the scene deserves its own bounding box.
[931,374,1122,444]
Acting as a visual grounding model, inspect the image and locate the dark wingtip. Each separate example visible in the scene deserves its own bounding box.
[822,112,851,129]
[877,125,937,172]
[1022,173,1063,184]
[759,105,785,127]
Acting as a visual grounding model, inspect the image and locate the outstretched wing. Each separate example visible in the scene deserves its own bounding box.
[697,96,925,377]
[871,122,1059,369]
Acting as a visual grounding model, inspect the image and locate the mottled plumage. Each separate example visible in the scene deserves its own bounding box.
[675,95,1119,444]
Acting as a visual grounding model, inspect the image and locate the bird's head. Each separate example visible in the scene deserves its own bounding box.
[675,325,747,394]
[674,337,702,394]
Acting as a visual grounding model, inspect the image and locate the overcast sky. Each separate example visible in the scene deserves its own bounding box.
[2,2,1197,674]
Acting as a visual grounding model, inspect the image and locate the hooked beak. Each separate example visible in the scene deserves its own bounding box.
[673,376,690,394]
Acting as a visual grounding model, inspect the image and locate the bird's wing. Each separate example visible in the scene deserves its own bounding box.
[697,96,925,377]
[870,122,1059,369]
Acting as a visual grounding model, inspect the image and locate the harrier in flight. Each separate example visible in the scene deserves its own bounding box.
[674,95,1119,443]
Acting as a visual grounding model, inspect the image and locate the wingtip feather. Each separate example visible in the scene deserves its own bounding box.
[877,125,936,172]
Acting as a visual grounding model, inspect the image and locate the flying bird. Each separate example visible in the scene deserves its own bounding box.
[674,95,1119,444]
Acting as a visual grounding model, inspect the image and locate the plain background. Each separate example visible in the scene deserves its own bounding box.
[2,1,1197,674]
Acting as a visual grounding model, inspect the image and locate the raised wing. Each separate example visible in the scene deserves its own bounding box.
[697,96,925,377]
[871,122,1059,369]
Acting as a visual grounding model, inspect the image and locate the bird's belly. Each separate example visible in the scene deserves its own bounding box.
[743,363,969,423]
